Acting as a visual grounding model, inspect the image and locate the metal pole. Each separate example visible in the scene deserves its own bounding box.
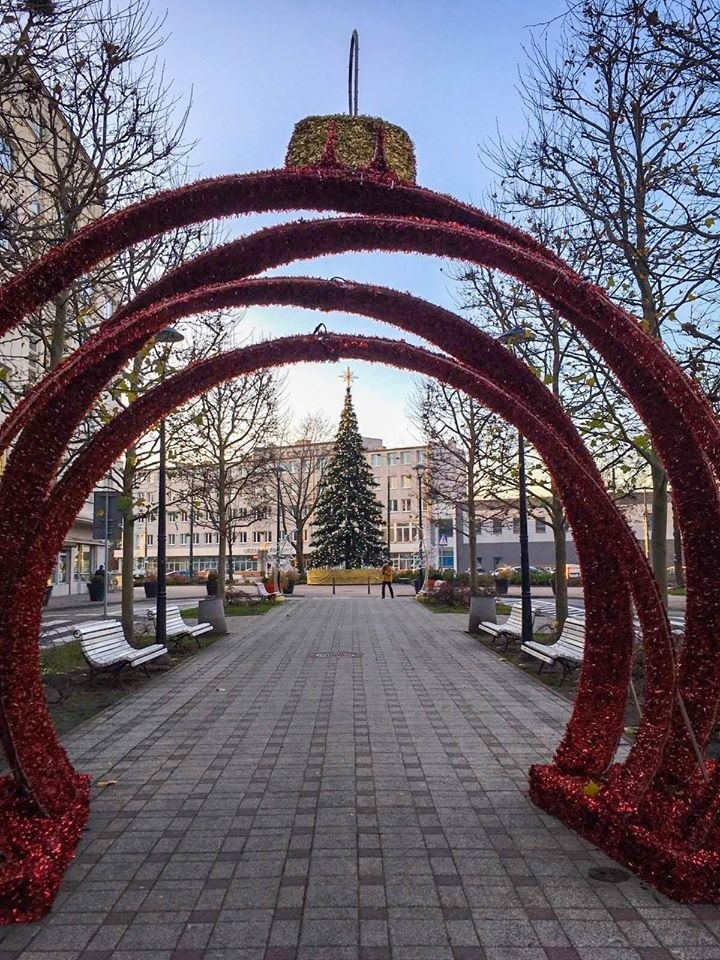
[518,432,533,646]
[386,474,391,556]
[156,418,167,646]
[275,470,281,594]
[417,472,424,588]
[103,486,109,620]
[189,480,194,577]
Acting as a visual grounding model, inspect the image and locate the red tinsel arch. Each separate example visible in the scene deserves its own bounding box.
[0,169,718,911]
[0,273,675,809]
[1,211,715,785]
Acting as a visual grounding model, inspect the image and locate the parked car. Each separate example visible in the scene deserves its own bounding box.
[166,570,191,583]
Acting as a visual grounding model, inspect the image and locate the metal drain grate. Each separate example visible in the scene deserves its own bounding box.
[315,651,361,659]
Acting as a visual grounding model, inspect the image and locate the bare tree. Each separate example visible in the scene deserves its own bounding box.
[0,0,192,391]
[410,379,518,596]
[483,0,720,597]
[169,373,282,599]
[453,223,646,618]
[275,413,332,575]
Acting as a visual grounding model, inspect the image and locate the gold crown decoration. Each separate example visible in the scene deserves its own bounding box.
[285,31,416,184]
[285,114,416,184]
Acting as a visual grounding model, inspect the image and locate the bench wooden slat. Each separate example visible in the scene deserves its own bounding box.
[520,616,586,681]
[74,619,167,673]
[147,605,213,647]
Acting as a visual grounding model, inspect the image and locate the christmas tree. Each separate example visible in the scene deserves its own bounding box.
[312,372,386,568]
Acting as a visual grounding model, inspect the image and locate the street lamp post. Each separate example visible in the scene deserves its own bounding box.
[414,462,426,588]
[386,453,392,557]
[154,326,184,647]
[497,327,534,648]
[274,464,286,593]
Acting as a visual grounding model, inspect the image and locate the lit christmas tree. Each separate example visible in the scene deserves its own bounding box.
[312,370,386,569]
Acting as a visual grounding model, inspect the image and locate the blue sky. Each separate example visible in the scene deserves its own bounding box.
[151,0,565,444]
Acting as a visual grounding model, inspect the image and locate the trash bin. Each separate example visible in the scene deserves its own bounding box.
[198,596,226,635]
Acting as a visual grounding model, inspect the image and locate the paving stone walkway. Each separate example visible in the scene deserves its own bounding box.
[2,597,719,960]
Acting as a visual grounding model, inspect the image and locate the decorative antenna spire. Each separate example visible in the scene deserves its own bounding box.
[348,29,359,116]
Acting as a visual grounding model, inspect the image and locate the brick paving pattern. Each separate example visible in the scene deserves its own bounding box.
[2,597,719,959]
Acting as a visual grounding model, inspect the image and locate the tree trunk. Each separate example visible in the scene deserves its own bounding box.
[227,539,235,583]
[672,498,685,589]
[467,415,478,595]
[49,293,69,371]
[121,453,136,641]
[296,522,305,574]
[551,494,568,627]
[217,462,227,600]
[651,458,669,606]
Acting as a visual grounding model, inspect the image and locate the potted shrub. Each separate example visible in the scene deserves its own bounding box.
[282,568,298,595]
[143,573,158,598]
[88,572,105,602]
[493,566,511,596]
[206,570,218,596]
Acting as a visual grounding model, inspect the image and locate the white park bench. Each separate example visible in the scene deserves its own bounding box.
[520,615,586,682]
[478,604,536,649]
[73,620,167,675]
[146,604,213,648]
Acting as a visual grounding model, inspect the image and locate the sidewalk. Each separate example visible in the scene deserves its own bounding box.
[3,596,714,958]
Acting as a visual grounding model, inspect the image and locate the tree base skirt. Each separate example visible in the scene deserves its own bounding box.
[0,773,89,924]
[530,763,720,903]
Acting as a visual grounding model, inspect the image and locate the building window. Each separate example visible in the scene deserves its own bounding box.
[168,534,176,545]
[535,519,546,533]
[181,511,188,522]
[513,517,520,534]
[401,475,412,488]
[401,451,413,464]
[389,499,398,512]
[169,512,178,522]
[237,532,247,543]
[492,518,503,535]
[388,453,401,465]
[371,453,383,466]
[204,532,213,544]
[193,533,200,545]
[180,534,189,545]
[393,523,419,543]
[146,535,154,546]
[389,476,398,489]
[401,498,412,512]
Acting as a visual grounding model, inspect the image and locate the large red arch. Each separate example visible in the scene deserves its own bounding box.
[0,274,675,805]
[1,212,715,784]
[0,168,718,915]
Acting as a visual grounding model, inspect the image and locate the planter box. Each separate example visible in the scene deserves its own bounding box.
[206,580,218,596]
[143,582,158,599]
[494,578,509,595]
[87,581,105,602]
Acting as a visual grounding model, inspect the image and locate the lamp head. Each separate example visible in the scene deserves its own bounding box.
[155,327,185,344]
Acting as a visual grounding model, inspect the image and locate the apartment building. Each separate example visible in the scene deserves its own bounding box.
[455,492,676,573]
[133,439,458,575]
